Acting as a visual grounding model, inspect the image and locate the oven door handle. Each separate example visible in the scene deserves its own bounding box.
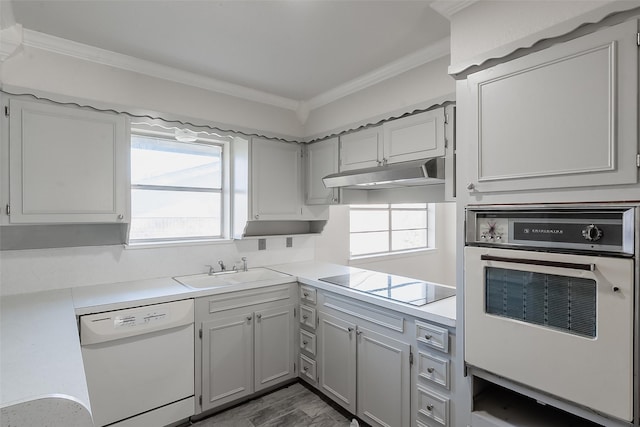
[480,255,595,271]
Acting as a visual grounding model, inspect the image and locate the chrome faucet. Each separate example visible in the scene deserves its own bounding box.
[241,257,248,272]
[218,260,226,271]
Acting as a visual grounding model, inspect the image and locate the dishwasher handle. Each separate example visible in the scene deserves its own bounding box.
[80,299,194,345]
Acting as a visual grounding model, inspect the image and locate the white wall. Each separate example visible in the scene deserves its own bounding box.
[0,236,314,296]
[0,46,305,139]
[314,203,456,287]
[304,56,455,139]
[449,0,620,66]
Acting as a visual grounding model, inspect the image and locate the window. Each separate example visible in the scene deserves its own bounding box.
[349,204,430,257]
[129,131,226,243]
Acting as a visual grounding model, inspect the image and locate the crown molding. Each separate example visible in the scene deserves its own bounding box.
[21,29,300,111]
[305,36,450,111]
[0,24,23,63]
[430,1,479,19]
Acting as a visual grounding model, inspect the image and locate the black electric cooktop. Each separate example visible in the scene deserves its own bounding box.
[318,271,455,307]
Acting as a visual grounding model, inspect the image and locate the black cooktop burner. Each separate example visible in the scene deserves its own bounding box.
[318,271,455,307]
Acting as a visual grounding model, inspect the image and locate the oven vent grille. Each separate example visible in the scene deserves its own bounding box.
[485,267,596,338]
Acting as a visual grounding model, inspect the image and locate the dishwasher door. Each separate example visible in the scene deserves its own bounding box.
[80,299,195,427]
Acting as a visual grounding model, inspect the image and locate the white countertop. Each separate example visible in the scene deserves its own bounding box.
[0,261,456,426]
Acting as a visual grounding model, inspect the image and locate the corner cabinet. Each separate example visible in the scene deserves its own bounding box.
[7,98,129,223]
[305,138,339,205]
[464,19,638,194]
[195,284,297,413]
[250,138,303,220]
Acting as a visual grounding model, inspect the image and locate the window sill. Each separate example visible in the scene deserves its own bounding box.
[349,247,438,264]
[125,238,235,250]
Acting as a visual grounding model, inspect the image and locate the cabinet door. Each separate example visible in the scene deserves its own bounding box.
[251,138,302,220]
[382,109,445,164]
[254,305,295,392]
[466,20,638,194]
[201,312,254,411]
[339,127,383,171]
[319,312,357,413]
[356,326,411,427]
[305,139,339,205]
[8,99,128,223]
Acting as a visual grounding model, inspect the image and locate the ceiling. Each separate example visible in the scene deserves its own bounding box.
[8,0,451,106]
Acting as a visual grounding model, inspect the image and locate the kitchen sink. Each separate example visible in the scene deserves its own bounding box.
[174,268,291,290]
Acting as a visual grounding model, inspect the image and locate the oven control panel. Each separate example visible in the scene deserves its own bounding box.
[466,206,635,255]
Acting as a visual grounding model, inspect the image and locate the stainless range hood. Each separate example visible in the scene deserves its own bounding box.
[323,157,445,189]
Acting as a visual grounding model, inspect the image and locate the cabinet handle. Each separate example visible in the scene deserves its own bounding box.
[303,292,309,297]
[247,316,252,322]
[467,183,475,191]
[347,327,354,334]
[426,404,434,411]
[256,314,262,320]
[427,367,435,373]
[424,334,433,340]
[303,340,308,346]
[303,366,308,372]
[117,214,124,220]
[255,214,260,219]
[332,198,338,203]
[356,330,363,336]
[303,314,309,320]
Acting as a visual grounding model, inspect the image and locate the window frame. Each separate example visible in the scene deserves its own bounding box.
[128,123,232,245]
[349,203,432,259]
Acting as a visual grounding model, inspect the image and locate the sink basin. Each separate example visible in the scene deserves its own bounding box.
[174,268,291,290]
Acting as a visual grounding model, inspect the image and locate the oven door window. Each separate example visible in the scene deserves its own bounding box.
[485,267,596,338]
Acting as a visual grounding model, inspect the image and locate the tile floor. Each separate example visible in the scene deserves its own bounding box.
[190,382,354,427]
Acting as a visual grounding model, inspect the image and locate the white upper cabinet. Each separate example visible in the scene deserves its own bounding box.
[465,20,638,194]
[305,138,339,205]
[382,109,446,164]
[250,138,303,220]
[8,99,128,224]
[339,127,383,171]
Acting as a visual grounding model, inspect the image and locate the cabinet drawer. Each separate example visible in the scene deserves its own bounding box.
[417,386,449,426]
[300,328,316,356]
[417,351,450,390]
[416,321,449,353]
[299,305,317,329]
[299,354,316,383]
[300,285,317,305]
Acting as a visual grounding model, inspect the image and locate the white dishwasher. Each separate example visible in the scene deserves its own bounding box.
[79,299,195,427]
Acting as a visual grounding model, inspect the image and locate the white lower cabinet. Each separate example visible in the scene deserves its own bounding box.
[318,304,411,427]
[195,284,296,414]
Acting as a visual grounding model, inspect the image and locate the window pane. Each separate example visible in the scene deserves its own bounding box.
[391,229,427,251]
[130,189,221,240]
[131,135,222,188]
[351,231,389,256]
[350,210,389,232]
[392,210,427,230]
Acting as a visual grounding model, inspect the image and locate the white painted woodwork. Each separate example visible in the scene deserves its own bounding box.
[254,305,295,392]
[417,386,449,426]
[319,312,357,413]
[356,326,411,427]
[417,351,450,390]
[201,312,254,411]
[251,138,302,220]
[415,321,449,353]
[299,328,316,356]
[305,138,339,205]
[299,354,317,384]
[8,99,128,223]
[382,109,446,164]
[339,127,383,171]
[299,285,317,305]
[466,20,638,194]
[299,305,317,329]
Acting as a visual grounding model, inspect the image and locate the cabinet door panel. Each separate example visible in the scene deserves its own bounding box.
[356,326,411,427]
[201,313,253,411]
[9,99,127,223]
[251,138,302,220]
[319,312,357,413]
[383,109,445,164]
[339,128,382,171]
[306,139,339,205]
[254,305,295,392]
[467,20,638,193]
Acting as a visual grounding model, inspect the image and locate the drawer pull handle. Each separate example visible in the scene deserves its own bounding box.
[303,340,308,345]
[356,330,363,336]
[303,366,308,372]
[303,292,309,297]
[256,314,262,320]
[247,316,252,322]
[347,327,354,333]
[303,315,309,320]
[424,334,433,340]
[427,367,435,373]
[427,404,434,411]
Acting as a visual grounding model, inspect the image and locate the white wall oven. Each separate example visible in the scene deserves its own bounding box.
[465,204,637,423]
